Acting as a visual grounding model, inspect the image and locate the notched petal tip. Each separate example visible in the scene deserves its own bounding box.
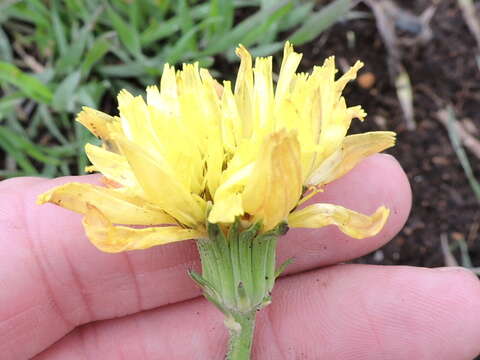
[235,44,249,57]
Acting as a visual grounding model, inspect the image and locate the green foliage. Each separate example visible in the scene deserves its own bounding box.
[0,0,353,178]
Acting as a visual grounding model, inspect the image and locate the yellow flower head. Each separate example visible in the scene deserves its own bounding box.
[38,42,395,253]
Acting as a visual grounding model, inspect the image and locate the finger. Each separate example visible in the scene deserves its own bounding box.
[33,266,480,360]
[0,176,44,191]
[0,154,410,359]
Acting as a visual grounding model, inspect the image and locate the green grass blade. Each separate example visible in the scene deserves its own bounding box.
[38,105,69,144]
[81,36,111,76]
[280,2,314,31]
[202,0,293,56]
[289,0,353,45]
[0,61,52,104]
[247,42,284,57]
[106,4,142,58]
[0,27,13,62]
[0,93,22,119]
[52,70,82,111]
[165,16,222,64]
[241,4,292,46]
[50,0,68,56]
[177,0,197,51]
[140,17,180,46]
[74,121,92,174]
[2,4,50,29]
[443,106,480,203]
[98,62,152,78]
[210,0,235,33]
[55,28,89,74]
[0,127,37,174]
[0,126,62,166]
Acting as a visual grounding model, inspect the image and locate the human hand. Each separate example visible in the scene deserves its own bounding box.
[1,154,479,360]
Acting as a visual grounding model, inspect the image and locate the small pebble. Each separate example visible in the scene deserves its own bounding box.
[358,72,376,89]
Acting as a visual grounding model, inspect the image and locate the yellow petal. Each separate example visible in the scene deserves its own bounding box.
[76,107,123,153]
[83,205,203,253]
[200,68,224,195]
[118,91,159,148]
[76,107,120,139]
[146,84,170,115]
[220,81,241,151]
[253,56,274,135]
[307,131,396,186]
[85,143,137,188]
[37,182,175,225]
[160,64,179,107]
[210,163,253,219]
[176,63,212,151]
[275,41,302,105]
[208,193,243,224]
[115,137,204,227]
[298,57,368,178]
[242,130,302,231]
[288,203,390,239]
[335,60,364,96]
[235,44,254,138]
[147,105,204,194]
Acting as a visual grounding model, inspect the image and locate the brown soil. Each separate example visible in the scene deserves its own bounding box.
[300,0,480,268]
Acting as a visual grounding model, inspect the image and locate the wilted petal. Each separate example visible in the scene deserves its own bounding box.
[242,130,302,230]
[83,205,203,253]
[76,107,123,154]
[37,182,175,225]
[76,107,121,139]
[288,203,390,239]
[307,131,396,186]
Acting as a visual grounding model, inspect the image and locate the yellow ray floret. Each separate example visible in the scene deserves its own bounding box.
[37,182,176,225]
[39,41,396,252]
[307,131,396,186]
[242,129,302,231]
[83,205,203,253]
[288,204,390,239]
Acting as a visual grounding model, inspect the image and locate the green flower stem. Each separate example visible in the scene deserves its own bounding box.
[226,311,256,360]
[190,220,290,360]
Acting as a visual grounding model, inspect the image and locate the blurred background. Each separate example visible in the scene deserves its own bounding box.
[0,0,479,271]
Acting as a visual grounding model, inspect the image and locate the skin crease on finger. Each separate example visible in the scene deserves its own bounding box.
[32,265,480,360]
[0,154,412,359]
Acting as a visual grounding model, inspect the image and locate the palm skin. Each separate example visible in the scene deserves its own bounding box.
[1,154,479,360]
